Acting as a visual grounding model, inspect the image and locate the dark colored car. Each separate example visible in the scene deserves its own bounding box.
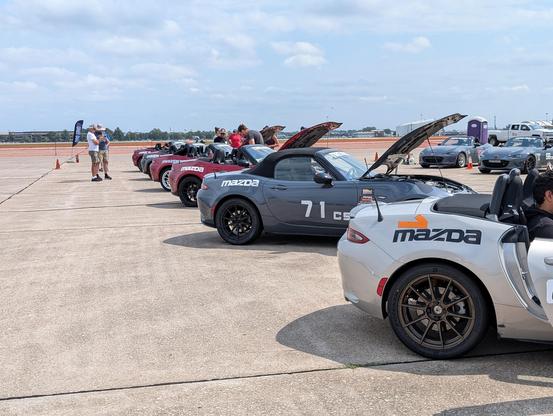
[149,143,209,191]
[139,141,188,175]
[479,136,553,173]
[168,122,342,206]
[197,114,474,244]
[419,136,491,168]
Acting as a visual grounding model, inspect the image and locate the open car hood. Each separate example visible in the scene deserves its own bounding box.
[279,121,342,150]
[261,125,286,141]
[364,113,466,176]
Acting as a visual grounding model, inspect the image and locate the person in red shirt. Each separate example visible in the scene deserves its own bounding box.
[228,130,242,148]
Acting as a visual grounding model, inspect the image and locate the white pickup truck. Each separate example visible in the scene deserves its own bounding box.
[488,122,553,146]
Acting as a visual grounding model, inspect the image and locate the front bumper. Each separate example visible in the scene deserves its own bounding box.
[419,154,458,166]
[480,158,525,170]
[198,195,216,227]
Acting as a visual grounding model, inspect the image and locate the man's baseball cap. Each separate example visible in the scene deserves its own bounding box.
[93,123,106,131]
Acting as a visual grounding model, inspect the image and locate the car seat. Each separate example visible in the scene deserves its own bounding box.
[213,148,227,164]
[487,168,523,224]
[522,168,539,209]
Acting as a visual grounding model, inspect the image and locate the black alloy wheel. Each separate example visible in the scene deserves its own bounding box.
[178,177,201,207]
[388,263,488,359]
[456,153,467,168]
[523,156,536,174]
[160,167,171,191]
[215,198,262,245]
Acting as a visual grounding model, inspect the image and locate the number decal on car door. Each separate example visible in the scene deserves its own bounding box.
[301,199,349,221]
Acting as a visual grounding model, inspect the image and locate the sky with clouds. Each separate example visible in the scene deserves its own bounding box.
[1,0,553,132]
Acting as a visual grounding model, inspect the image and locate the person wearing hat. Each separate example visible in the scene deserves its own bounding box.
[214,128,228,144]
[87,124,102,181]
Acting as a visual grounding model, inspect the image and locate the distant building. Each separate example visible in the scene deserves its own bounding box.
[396,119,435,137]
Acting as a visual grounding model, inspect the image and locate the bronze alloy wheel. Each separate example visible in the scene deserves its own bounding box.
[388,263,488,359]
[398,273,475,350]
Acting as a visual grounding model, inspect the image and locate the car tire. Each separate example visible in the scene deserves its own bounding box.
[178,176,201,207]
[160,167,171,192]
[523,156,536,174]
[489,136,498,146]
[215,198,262,245]
[479,168,490,174]
[387,263,488,359]
[137,157,143,172]
[456,153,466,168]
[420,163,430,168]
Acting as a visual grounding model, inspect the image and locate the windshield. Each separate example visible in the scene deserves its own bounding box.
[246,146,275,163]
[442,137,471,146]
[527,123,541,130]
[505,137,543,148]
[323,151,366,180]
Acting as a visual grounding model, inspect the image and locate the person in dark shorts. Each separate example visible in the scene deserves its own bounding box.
[526,171,553,240]
[237,124,263,145]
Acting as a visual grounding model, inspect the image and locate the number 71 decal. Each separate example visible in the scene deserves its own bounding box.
[301,200,350,221]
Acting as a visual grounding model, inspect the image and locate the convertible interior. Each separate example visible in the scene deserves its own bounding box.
[433,168,539,226]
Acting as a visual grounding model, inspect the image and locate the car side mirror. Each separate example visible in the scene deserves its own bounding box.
[313,172,333,186]
[545,144,552,149]
[237,159,250,168]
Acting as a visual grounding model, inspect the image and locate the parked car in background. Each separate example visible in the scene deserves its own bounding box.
[419,136,491,168]
[198,114,475,245]
[488,122,553,146]
[479,136,553,173]
[168,122,341,207]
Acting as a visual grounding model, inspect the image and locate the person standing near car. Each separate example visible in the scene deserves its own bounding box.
[238,124,263,145]
[213,128,228,144]
[228,130,242,148]
[526,171,553,240]
[97,125,112,180]
[87,124,102,182]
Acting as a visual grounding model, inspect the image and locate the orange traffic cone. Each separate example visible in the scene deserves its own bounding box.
[466,155,473,170]
[55,159,61,169]
[75,154,79,163]
[374,152,379,161]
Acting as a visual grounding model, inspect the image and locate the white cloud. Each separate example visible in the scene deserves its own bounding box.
[502,84,530,93]
[383,36,431,53]
[96,36,164,56]
[272,41,326,67]
[359,95,389,102]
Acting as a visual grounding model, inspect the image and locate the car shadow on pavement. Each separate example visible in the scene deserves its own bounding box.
[277,304,553,385]
[163,231,338,256]
[435,397,553,416]
[135,187,164,192]
[146,202,183,209]
[129,177,152,181]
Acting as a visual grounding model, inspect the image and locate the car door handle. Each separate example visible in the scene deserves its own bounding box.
[271,185,288,191]
[545,257,553,266]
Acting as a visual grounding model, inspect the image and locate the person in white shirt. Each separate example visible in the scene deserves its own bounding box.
[87,124,102,181]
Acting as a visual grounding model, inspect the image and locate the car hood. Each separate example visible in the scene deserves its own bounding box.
[421,145,464,155]
[482,147,529,157]
[279,121,342,150]
[364,113,466,176]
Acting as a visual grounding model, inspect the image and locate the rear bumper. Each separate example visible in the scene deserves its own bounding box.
[338,235,397,320]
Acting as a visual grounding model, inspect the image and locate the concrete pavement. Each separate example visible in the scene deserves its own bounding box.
[0,149,552,415]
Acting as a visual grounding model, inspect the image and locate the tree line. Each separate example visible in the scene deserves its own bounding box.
[0,126,395,143]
